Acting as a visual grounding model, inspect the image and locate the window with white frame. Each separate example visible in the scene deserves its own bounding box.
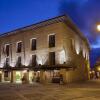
[17,41,22,53]
[31,38,36,50]
[5,44,10,56]
[49,34,55,47]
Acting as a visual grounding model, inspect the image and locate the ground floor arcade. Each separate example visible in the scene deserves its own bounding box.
[0,65,89,84]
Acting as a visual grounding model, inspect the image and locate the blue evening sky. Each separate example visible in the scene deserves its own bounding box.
[0,0,100,67]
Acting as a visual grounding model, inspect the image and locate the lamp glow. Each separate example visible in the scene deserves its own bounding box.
[97,24,100,31]
[98,67,100,71]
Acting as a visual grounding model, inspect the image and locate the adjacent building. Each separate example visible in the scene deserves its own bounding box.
[94,58,100,78]
[0,15,90,83]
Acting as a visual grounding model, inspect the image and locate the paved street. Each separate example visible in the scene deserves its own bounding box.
[0,80,100,100]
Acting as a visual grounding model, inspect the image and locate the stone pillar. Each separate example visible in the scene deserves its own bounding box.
[11,71,16,83]
[9,72,11,82]
[26,71,29,83]
[40,70,45,83]
[60,69,67,83]
[1,71,4,82]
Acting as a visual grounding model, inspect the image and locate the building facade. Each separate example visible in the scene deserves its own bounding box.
[0,15,90,83]
[93,58,100,78]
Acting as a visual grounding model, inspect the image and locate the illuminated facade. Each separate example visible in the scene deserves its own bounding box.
[0,15,90,83]
[94,58,100,78]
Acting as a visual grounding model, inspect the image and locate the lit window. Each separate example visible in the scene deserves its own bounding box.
[49,34,55,47]
[17,41,22,53]
[31,39,36,50]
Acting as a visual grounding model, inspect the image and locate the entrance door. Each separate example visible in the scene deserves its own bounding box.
[16,71,21,83]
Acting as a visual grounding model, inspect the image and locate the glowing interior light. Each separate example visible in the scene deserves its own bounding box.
[16,71,21,83]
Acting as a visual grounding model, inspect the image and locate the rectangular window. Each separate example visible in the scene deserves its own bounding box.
[6,58,10,66]
[17,56,21,67]
[31,55,37,67]
[5,45,10,56]
[4,58,10,68]
[49,34,55,47]
[17,42,22,53]
[49,52,55,65]
[31,39,36,50]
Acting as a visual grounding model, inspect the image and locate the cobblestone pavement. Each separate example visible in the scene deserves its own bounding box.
[0,79,100,100]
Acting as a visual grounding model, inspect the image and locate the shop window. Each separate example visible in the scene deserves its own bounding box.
[49,34,55,47]
[49,52,55,65]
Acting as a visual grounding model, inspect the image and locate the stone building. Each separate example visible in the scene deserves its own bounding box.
[94,58,100,78]
[0,15,90,83]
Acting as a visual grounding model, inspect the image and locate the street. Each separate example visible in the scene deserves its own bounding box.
[0,80,100,100]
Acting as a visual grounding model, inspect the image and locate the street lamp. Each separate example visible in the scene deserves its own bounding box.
[97,24,100,31]
[98,67,100,71]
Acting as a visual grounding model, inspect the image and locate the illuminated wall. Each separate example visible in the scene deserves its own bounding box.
[0,20,90,71]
